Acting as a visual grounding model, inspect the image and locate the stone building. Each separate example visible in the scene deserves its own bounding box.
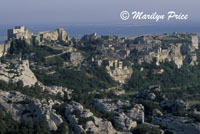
[7,26,33,41]
[35,28,70,44]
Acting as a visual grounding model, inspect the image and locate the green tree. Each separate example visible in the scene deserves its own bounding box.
[55,122,69,134]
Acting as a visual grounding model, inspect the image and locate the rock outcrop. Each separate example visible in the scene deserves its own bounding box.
[113,112,137,131]
[0,60,37,86]
[0,90,63,130]
[134,85,161,101]
[0,44,5,57]
[0,43,11,57]
[160,99,189,112]
[39,84,73,99]
[67,51,84,67]
[65,101,117,134]
[152,114,200,134]
[107,66,133,84]
[96,59,133,84]
[94,99,145,131]
[126,104,145,123]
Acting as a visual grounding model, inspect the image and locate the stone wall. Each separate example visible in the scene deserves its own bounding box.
[0,43,10,57]
[191,34,199,49]
[0,44,4,57]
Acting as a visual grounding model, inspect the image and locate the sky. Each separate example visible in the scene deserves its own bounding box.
[0,0,200,26]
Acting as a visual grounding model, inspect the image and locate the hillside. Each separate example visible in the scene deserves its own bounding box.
[0,26,200,134]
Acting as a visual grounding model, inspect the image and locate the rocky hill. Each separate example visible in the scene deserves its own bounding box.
[0,26,200,134]
[1,26,199,83]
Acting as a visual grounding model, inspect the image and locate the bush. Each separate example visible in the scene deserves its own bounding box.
[34,66,116,93]
[128,60,200,92]
[0,110,50,134]
[131,125,161,134]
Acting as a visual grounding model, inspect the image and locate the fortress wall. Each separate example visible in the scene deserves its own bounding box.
[0,44,5,57]
[191,35,199,49]
[0,43,10,57]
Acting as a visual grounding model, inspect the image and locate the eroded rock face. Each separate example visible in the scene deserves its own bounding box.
[0,43,11,58]
[39,84,73,99]
[67,52,84,67]
[152,114,200,134]
[106,66,133,84]
[0,60,37,86]
[94,99,146,131]
[57,28,69,42]
[0,90,63,131]
[126,104,145,123]
[0,44,5,57]
[65,101,117,134]
[113,112,137,131]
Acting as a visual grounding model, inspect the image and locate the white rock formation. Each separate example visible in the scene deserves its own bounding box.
[0,43,10,57]
[107,66,133,84]
[0,44,5,57]
[126,104,145,123]
[65,101,117,134]
[39,84,73,99]
[0,90,63,130]
[0,60,37,86]
[67,51,84,67]
[94,99,145,131]
[113,112,137,131]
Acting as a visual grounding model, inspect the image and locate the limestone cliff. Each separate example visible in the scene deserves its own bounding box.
[0,90,63,131]
[0,60,37,86]
[0,43,10,57]
[65,101,117,134]
[106,66,133,84]
[0,44,5,57]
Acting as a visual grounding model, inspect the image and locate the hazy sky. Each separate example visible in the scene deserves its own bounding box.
[0,0,200,25]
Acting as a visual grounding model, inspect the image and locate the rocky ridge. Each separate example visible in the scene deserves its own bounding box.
[0,90,63,130]
[0,60,37,86]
